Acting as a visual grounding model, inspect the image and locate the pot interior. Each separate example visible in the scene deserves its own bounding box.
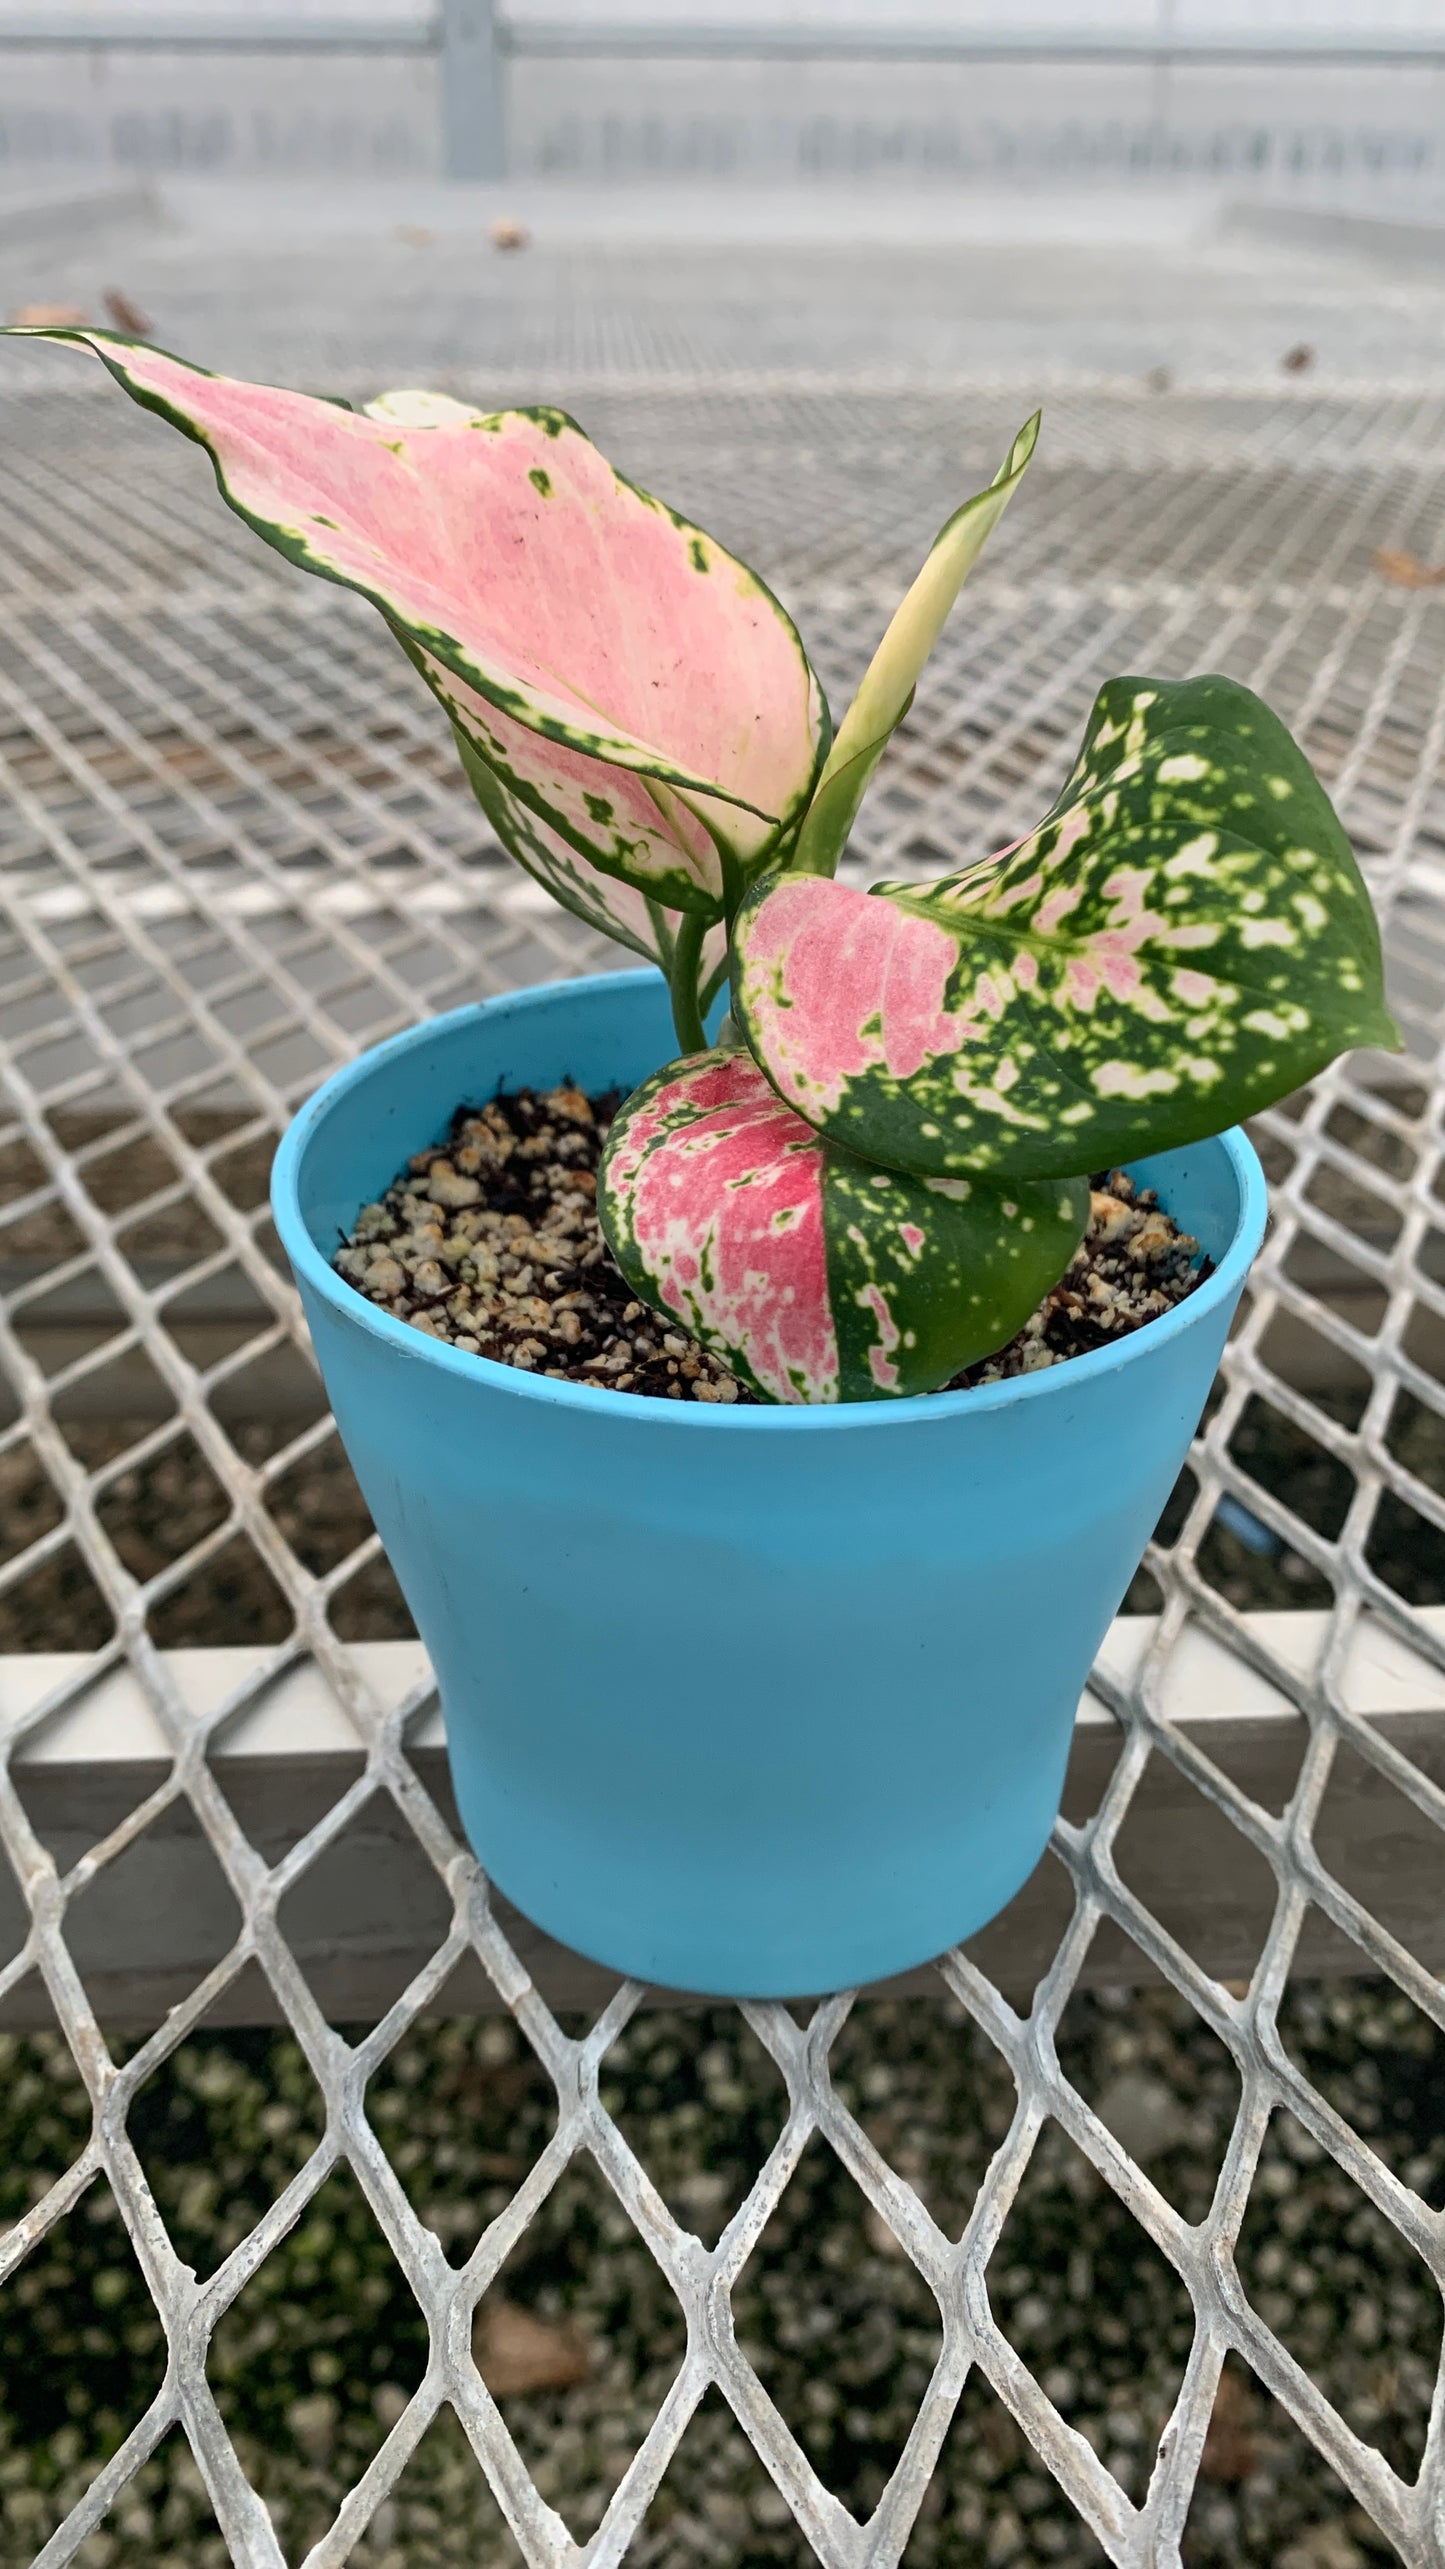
[281,968,1261,1344]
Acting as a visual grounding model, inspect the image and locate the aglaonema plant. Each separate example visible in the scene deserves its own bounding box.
[12,328,1397,1404]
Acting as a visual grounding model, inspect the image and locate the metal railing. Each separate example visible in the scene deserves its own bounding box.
[5,7,1445,179]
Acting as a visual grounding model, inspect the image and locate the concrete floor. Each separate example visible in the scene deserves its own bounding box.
[3,177,1445,389]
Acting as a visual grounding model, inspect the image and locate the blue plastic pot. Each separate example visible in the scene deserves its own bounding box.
[271,969,1267,1999]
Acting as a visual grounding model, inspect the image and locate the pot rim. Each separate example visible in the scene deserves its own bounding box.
[271,969,1269,1434]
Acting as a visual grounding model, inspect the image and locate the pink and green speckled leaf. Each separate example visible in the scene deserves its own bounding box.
[454,726,728,984]
[791,412,1038,879]
[598,1050,1086,1404]
[735,673,1398,1183]
[414,643,739,917]
[4,330,826,914]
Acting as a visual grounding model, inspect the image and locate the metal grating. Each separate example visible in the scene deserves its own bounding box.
[0,376,1442,2569]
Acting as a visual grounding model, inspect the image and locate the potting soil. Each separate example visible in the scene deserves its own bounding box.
[333,1086,1209,1401]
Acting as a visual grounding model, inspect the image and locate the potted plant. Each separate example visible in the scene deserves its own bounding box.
[10,329,1396,1996]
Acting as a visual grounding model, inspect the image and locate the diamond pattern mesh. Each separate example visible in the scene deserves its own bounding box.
[0,377,1441,2566]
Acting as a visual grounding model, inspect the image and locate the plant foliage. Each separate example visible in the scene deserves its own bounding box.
[8,329,1396,1398]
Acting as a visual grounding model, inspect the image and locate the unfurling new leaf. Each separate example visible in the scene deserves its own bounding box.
[790,412,1039,880]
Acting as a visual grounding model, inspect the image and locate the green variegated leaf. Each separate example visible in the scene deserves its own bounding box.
[598,1049,1086,1404]
[419,648,733,917]
[736,673,1399,1181]
[455,726,728,984]
[2,328,827,914]
[791,412,1038,879]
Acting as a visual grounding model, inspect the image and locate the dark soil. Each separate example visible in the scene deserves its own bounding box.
[332,1084,1208,1405]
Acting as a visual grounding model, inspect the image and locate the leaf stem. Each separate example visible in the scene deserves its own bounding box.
[644,895,677,971]
[699,950,732,1020]
[669,911,709,1055]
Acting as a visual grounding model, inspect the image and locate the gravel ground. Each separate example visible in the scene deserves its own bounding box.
[331,1083,1204,1404]
[0,1983,1438,2567]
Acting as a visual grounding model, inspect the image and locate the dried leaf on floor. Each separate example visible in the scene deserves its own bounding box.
[1373,546,1445,589]
[103,288,153,337]
[8,302,87,328]
[474,2298,591,2395]
[1199,2360,1256,2484]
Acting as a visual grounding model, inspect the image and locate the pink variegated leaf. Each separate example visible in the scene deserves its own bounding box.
[3,330,827,911]
[735,673,1398,1182]
[455,726,728,982]
[421,648,734,917]
[598,1050,1085,1404]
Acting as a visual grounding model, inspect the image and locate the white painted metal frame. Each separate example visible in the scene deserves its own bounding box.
[2,1610,1444,2032]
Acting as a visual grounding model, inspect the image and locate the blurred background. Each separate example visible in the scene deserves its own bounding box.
[4,0,1445,386]
[2,0,1445,197]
